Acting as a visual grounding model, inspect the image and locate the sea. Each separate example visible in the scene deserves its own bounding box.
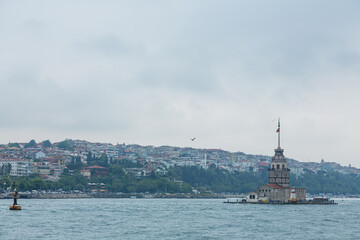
[1,198,359,239]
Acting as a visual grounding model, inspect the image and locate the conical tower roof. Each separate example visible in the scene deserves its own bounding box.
[272,147,286,163]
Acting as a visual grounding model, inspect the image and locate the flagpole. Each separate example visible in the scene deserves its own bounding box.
[278,118,280,148]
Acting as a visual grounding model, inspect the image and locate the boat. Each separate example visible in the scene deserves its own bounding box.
[309,197,336,204]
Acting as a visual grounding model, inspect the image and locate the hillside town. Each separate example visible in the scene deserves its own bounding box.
[1,139,359,181]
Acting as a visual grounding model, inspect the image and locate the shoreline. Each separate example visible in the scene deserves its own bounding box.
[2,192,360,200]
[0,193,230,199]
[1,195,359,200]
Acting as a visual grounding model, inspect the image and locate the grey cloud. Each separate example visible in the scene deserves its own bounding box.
[79,35,138,56]
[1,1,360,167]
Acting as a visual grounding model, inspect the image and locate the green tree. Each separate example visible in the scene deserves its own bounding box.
[86,152,93,164]
[57,140,74,151]
[167,166,268,193]
[109,164,124,176]
[67,156,82,170]
[6,163,12,175]
[24,139,36,148]
[57,173,87,191]
[8,142,20,148]
[110,179,125,192]
[75,183,85,191]
[42,140,52,148]
[1,175,12,190]
[30,177,47,190]
[17,178,29,191]
[1,163,12,175]
[291,170,360,194]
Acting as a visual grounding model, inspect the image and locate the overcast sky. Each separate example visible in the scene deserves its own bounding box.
[1,1,360,167]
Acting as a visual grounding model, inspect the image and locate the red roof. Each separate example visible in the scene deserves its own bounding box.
[258,162,270,167]
[86,165,106,169]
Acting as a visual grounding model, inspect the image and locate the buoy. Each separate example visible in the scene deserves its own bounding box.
[9,188,21,210]
[290,188,297,203]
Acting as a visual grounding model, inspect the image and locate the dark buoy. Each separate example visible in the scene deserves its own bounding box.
[9,188,21,210]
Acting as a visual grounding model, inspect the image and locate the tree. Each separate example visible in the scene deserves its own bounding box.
[99,153,109,167]
[75,183,85,191]
[1,175,12,190]
[167,166,268,194]
[25,139,36,148]
[57,140,74,151]
[110,179,125,192]
[1,163,12,175]
[6,163,11,175]
[67,156,83,170]
[109,164,124,176]
[42,140,52,148]
[30,177,47,190]
[17,179,29,191]
[8,142,20,148]
[86,152,93,164]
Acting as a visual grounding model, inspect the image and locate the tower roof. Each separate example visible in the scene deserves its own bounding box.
[272,147,286,163]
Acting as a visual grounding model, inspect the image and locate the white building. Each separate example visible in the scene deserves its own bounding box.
[35,151,46,159]
[289,167,305,177]
[0,159,33,176]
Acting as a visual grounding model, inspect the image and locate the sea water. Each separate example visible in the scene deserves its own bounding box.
[1,198,359,239]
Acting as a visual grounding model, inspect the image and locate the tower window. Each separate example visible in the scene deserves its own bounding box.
[282,164,285,169]
[277,164,280,169]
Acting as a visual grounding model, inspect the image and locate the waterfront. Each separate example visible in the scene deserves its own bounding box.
[1,198,359,239]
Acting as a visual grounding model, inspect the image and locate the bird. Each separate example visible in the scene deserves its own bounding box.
[190,137,196,141]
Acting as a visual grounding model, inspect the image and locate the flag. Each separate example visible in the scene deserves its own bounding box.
[276,128,280,133]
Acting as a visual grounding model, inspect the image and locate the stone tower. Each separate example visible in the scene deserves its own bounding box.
[268,118,290,187]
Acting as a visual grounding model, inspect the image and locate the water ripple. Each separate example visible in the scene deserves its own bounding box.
[1,199,360,239]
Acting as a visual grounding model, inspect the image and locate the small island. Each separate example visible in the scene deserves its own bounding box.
[225,119,336,205]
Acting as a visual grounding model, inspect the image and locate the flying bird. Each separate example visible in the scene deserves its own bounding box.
[190,137,196,141]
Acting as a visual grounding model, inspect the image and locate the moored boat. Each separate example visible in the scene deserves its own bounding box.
[309,197,336,204]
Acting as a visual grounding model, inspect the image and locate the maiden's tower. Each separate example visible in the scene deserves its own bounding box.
[246,119,306,203]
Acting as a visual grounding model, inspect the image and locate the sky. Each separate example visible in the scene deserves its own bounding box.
[1,1,360,167]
